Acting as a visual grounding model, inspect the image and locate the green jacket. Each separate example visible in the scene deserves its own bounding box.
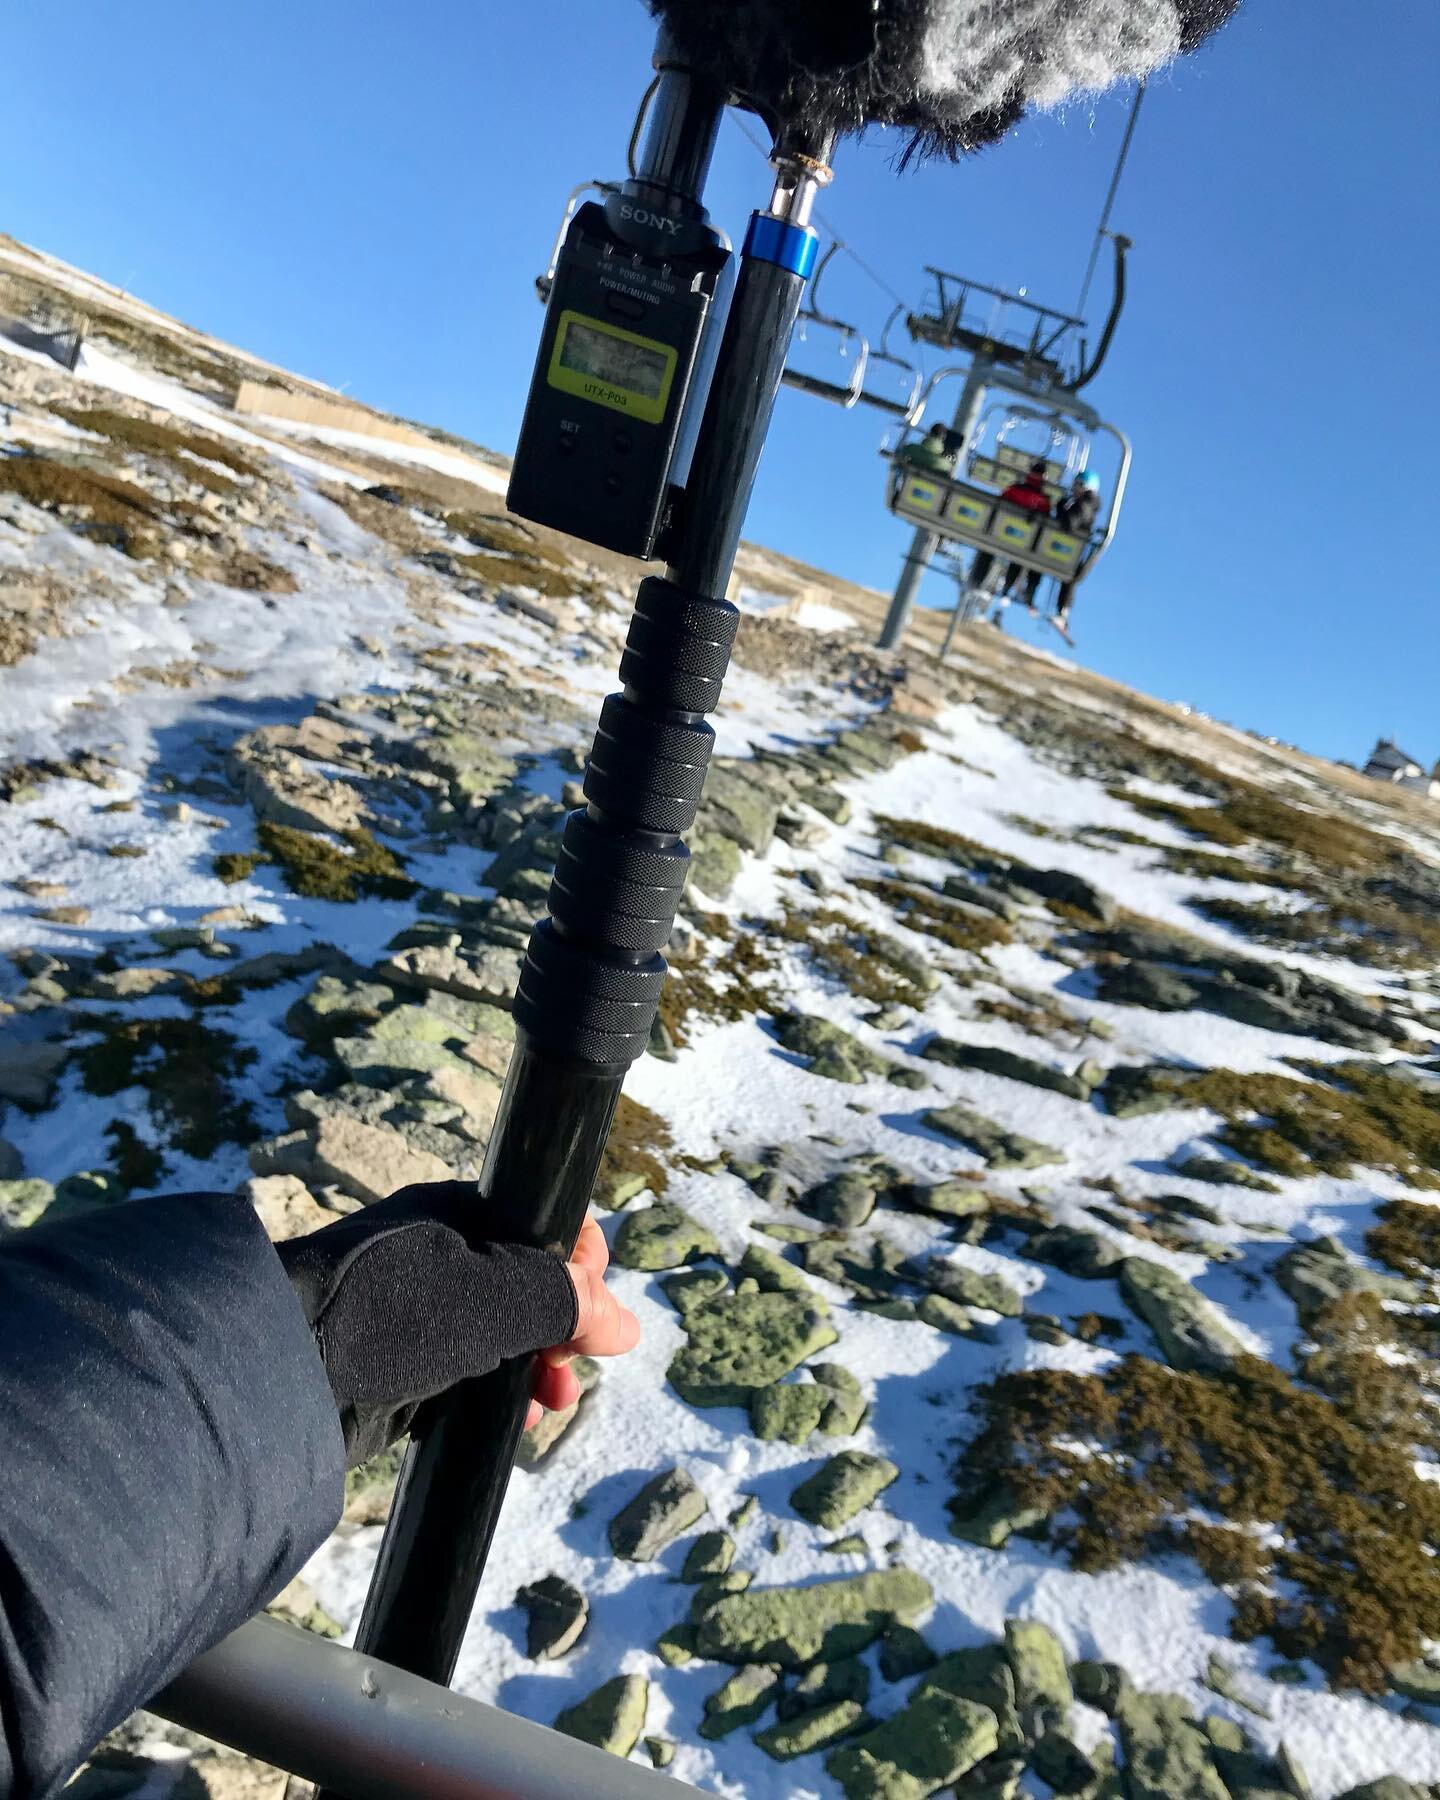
[898,439,955,477]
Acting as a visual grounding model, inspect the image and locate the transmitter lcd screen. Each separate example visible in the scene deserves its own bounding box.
[548,311,677,424]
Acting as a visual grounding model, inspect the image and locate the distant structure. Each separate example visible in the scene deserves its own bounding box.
[1362,738,1440,800]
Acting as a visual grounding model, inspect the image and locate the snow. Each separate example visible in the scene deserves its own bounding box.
[793,599,858,633]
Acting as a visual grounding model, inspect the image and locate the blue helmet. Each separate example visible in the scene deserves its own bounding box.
[1078,469,1100,491]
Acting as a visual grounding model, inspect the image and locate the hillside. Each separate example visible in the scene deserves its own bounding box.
[3,237,1440,1800]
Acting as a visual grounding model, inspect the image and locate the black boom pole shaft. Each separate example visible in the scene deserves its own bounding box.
[327,61,836,1731]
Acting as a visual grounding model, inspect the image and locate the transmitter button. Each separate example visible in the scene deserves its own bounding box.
[604,292,646,320]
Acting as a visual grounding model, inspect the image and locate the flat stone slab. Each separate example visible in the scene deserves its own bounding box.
[608,1467,707,1562]
[669,1288,837,1409]
[922,1105,1064,1171]
[1119,1258,1245,1373]
[694,1569,932,1668]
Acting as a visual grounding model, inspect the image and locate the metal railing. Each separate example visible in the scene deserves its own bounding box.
[152,1616,698,1800]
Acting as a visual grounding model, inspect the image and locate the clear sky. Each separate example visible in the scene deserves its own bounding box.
[2,1,1435,765]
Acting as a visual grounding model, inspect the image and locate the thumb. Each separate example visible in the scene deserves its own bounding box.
[565,1262,641,1359]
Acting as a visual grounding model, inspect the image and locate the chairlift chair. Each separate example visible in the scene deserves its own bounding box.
[855,304,924,424]
[780,243,869,409]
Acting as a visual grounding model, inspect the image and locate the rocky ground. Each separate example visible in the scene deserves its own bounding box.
[3,241,1440,1800]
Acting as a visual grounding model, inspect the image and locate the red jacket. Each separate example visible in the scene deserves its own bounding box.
[1000,475,1051,515]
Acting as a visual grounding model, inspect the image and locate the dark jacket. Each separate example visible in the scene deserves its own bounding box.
[1000,474,1051,515]
[0,1193,344,1799]
[1056,488,1100,535]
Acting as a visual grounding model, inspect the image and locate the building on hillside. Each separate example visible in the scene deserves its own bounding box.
[1361,738,1440,799]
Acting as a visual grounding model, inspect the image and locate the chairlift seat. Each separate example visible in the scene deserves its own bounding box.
[886,462,1089,577]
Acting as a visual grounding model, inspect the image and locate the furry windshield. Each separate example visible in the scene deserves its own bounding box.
[646,0,1239,155]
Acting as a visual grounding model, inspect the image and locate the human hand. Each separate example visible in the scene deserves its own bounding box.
[526,1214,641,1428]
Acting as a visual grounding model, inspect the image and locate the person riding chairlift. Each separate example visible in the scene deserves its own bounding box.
[897,421,956,477]
[969,457,1052,611]
[1053,469,1102,629]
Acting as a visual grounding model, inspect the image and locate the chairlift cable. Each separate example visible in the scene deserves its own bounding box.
[1076,79,1145,319]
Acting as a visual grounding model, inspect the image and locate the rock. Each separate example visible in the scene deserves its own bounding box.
[1275,1742,1311,1800]
[740,1241,813,1293]
[750,1381,831,1444]
[881,1626,939,1682]
[1172,1155,1279,1193]
[701,762,780,853]
[244,1173,349,1241]
[1389,1658,1440,1706]
[682,1531,736,1581]
[608,1467,707,1562]
[266,1573,342,1639]
[923,1104,1064,1171]
[613,1201,720,1271]
[1004,1620,1072,1733]
[942,873,1021,921]
[1009,866,1116,925]
[922,1647,1022,1753]
[668,1288,837,1409]
[699,1663,783,1739]
[662,1267,729,1318]
[892,1178,992,1221]
[1152,1192,1225,1226]
[757,1699,872,1760]
[1119,1258,1244,1373]
[0,1178,55,1230]
[688,832,743,899]
[1030,1731,1097,1794]
[918,1293,976,1335]
[0,1140,21,1181]
[82,967,185,1002]
[47,1170,128,1223]
[249,1118,453,1204]
[644,1737,675,1769]
[947,1481,1047,1549]
[656,1622,698,1666]
[1274,1236,1420,1324]
[812,1363,868,1435]
[922,1038,1089,1101]
[1098,961,1201,1011]
[694,1569,932,1668]
[1115,1690,1230,1800]
[229,734,367,837]
[1204,1651,1271,1718]
[555,1674,648,1758]
[791,1452,899,1529]
[779,1658,872,1721]
[799,1170,879,1228]
[517,1355,600,1464]
[1071,1659,1133,1717]
[1334,1783,1428,1800]
[516,1574,588,1659]
[380,941,520,1006]
[689,1571,754,1617]
[917,1259,1022,1317]
[1023,1227,1123,1279]
[774,1011,890,1084]
[827,1689,1002,1800]
[0,1011,69,1107]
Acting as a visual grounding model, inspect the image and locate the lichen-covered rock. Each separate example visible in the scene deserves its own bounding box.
[1334,1781,1429,1800]
[757,1700,872,1761]
[517,1355,599,1465]
[740,1241,813,1293]
[1009,866,1116,925]
[669,1288,837,1408]
[1119,1258,1244,1373]
[791,1451,899,1529]
[919,1293,976,1335]
[689,1570,753,1617]
[774,1011,891,1084]
[1171,1154,1279,1192]
[1274,1236,1420,1324]
[682,1531,736,1581]
[266,1573,342,1640]
[1028,1731,1096,1794]
[701,762,781,853]
[555,1673,648,1758]
[688,831,744,899]
[662,1267,729,1317]
[779,1656,872,1721]
[516,1573,588,1659]
[47,1170,128,1223]
[699,1663,783,1739]
[918,1259,1022,1317]
[1389,1658,1440,1706]
[799,1170,879,1228]
[608,1467,707,1561]
[922,1647,1022,1755]
[923,1105,1064,1172]
[1071,1659,1133,1717]
[827,1689,1001,1799]
[881,1625,939,1682]
[750,1380,831,1444]
[948,1481,1047,1549]
[656,1622,698,1666]
[283,973,394,1043]
[249,1117,453,1205]
[0,1178,55,1230]
[813,1363,868,1435]
[380,941,520,1006]
[613,1200,720,1271]
[694,1569,932,1668]
[1098,961,1201,1012]
[1023,1226,1123,1279]
[1003,1620,1072,1733]
[1115,1690,1229,1800]
[891,1178,992,1220]
[922,1038,1089,1101]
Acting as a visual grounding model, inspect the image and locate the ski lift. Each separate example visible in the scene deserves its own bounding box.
[780,243,869,408]
[967,402,1087,506]
[855,304,923,423]
[883,365,1132,631]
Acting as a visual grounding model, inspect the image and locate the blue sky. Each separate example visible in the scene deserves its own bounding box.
[2,0,1435,764]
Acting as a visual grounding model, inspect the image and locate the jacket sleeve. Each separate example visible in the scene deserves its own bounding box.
[0,1191,345,1800]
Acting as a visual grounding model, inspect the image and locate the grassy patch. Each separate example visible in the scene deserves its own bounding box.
[0,454,165,557]
[854,876,1012,954]
[872,813,995,866]
[1193,892,1440,971]
[1109,775,1403,875]
[1002,812,1067,841]
[1125,1062,1440,1190]
[961,1346,1440,1691]
[256,822,415,903]
[105,1119,164,1191]
[450,547,575,599]
[213,851,262,884]
[78,1015,256,1163]
[596,1094,672,1207]
[1367,1198,1440,1281]
[1163,846,1294,885]
[53,404,264,488]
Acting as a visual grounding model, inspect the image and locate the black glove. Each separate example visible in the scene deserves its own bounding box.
[276,1181,578,1467]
